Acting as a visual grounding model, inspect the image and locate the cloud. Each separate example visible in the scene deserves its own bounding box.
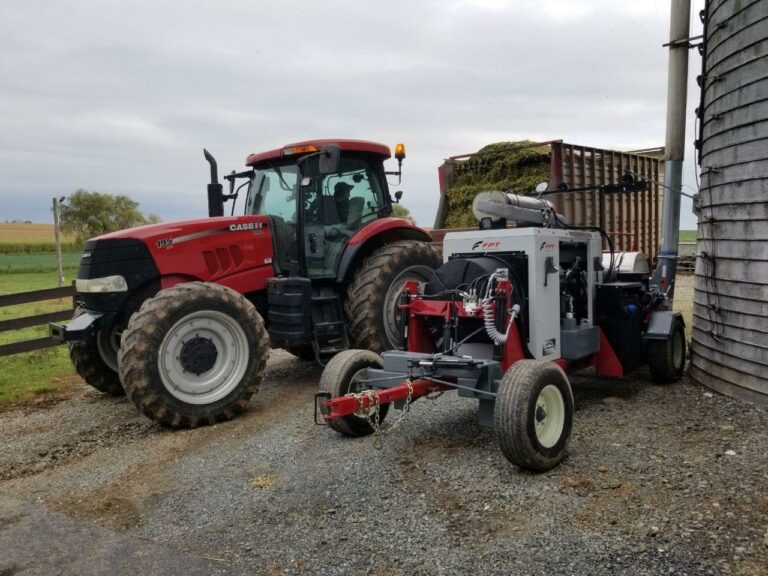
[0,0,704,230]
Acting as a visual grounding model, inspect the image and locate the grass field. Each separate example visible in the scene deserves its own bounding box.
[0,267,78,406]
[0,252,81,274]
[679,229,697,242]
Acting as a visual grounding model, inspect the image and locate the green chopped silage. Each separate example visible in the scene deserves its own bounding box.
[443,141,552,228]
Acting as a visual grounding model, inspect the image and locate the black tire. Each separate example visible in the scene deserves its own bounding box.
[319,349,388,436]
[647,317,686,383]
[494,360,574,472]
[69,307,125,397]
[345,240,440,352]
[118,282,269,428]
[286,345,316,362]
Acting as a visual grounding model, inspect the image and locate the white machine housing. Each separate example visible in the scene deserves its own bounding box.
[442,227,603,361]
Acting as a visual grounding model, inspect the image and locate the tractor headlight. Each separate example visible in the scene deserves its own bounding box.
[76,275,129,293]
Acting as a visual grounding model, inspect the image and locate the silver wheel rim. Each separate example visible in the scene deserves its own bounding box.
[382,265,434,349]
[97,327,121,372]
[158,310,250,405]
[534,384,566,449]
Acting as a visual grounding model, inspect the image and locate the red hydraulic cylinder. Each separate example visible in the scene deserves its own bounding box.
[320,379,453,421]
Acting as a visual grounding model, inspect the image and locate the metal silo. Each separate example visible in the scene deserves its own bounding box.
[690,0,768,404]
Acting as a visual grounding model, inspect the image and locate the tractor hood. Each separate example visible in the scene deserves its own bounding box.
[92,215,271,248]
[80,214,276,296]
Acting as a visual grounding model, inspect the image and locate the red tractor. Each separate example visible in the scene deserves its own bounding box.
[51,140,439,428]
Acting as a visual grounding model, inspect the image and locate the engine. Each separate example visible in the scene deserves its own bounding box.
[403,225,655,373]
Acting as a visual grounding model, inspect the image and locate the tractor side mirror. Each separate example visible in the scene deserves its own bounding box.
[394,190,403,203]
[318,145,340,174]
[535,182,549,194]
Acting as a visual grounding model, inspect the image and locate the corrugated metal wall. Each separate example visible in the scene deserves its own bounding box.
[690,0,768,404]
[549,143,663,261]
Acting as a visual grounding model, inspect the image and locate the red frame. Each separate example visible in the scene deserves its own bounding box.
[321,379,453,421]
[321,278,627,422]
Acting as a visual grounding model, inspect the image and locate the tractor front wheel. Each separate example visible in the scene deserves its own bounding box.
[118,282,269,428]
[494,360,574,472]
[319,349,388,437]
[69,307,125,396]
[345,240,440,352]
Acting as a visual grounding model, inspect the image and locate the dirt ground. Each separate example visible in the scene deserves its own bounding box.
[2,340,767,575]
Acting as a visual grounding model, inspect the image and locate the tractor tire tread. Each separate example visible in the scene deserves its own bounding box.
[345,240,440,352]
[69,307,124,396]
[118,281,269,428]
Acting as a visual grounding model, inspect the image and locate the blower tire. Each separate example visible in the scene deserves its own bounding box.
[495,360,574,472]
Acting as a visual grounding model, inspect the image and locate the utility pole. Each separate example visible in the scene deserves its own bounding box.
[52,196,64,288]
[651,0,692,307]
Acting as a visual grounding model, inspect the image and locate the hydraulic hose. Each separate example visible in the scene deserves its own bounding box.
[481,273,521,345]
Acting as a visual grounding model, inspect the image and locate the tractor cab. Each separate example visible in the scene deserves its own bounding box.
[207,139,404,280]
[247,143,393,278]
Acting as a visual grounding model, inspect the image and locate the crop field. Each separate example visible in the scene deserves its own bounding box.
[0,222,76,244]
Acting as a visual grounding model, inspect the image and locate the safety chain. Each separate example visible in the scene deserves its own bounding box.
[348,379,415,450]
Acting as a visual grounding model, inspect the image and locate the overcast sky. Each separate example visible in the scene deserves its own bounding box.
[0,0,704,229]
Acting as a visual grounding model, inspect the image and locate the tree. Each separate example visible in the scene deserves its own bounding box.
[60,189,161,242]
[392,203,416,225]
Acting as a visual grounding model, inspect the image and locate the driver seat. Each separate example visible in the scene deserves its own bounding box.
[346,197,364,226]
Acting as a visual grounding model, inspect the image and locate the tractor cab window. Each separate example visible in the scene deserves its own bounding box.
[245,162,299,222]
[245,161,300,273]
[303,156,386,278]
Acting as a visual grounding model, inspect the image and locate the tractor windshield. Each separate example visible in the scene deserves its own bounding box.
[244,161,299,222]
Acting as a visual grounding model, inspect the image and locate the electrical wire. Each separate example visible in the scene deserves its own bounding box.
[700,168,725,341]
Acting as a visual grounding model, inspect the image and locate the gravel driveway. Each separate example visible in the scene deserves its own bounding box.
[1,350,767,575]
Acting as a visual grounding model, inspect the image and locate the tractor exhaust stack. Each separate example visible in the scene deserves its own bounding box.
[203,148,225,218]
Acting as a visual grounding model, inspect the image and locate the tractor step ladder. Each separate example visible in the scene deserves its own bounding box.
[310,289,349,359]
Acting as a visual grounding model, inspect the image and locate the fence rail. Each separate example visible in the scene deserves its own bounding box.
[0,285,75,357]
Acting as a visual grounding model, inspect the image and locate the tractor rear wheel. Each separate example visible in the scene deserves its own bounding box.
[345,240,440,352]
[494,360,574,472]
[319,349,388,436]
[646,317,686,383]
[118,282,269,428]
[69,307,125,396]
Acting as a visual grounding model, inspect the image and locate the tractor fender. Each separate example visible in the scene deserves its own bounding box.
[336,218,432,283]
[643,310,684,341]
